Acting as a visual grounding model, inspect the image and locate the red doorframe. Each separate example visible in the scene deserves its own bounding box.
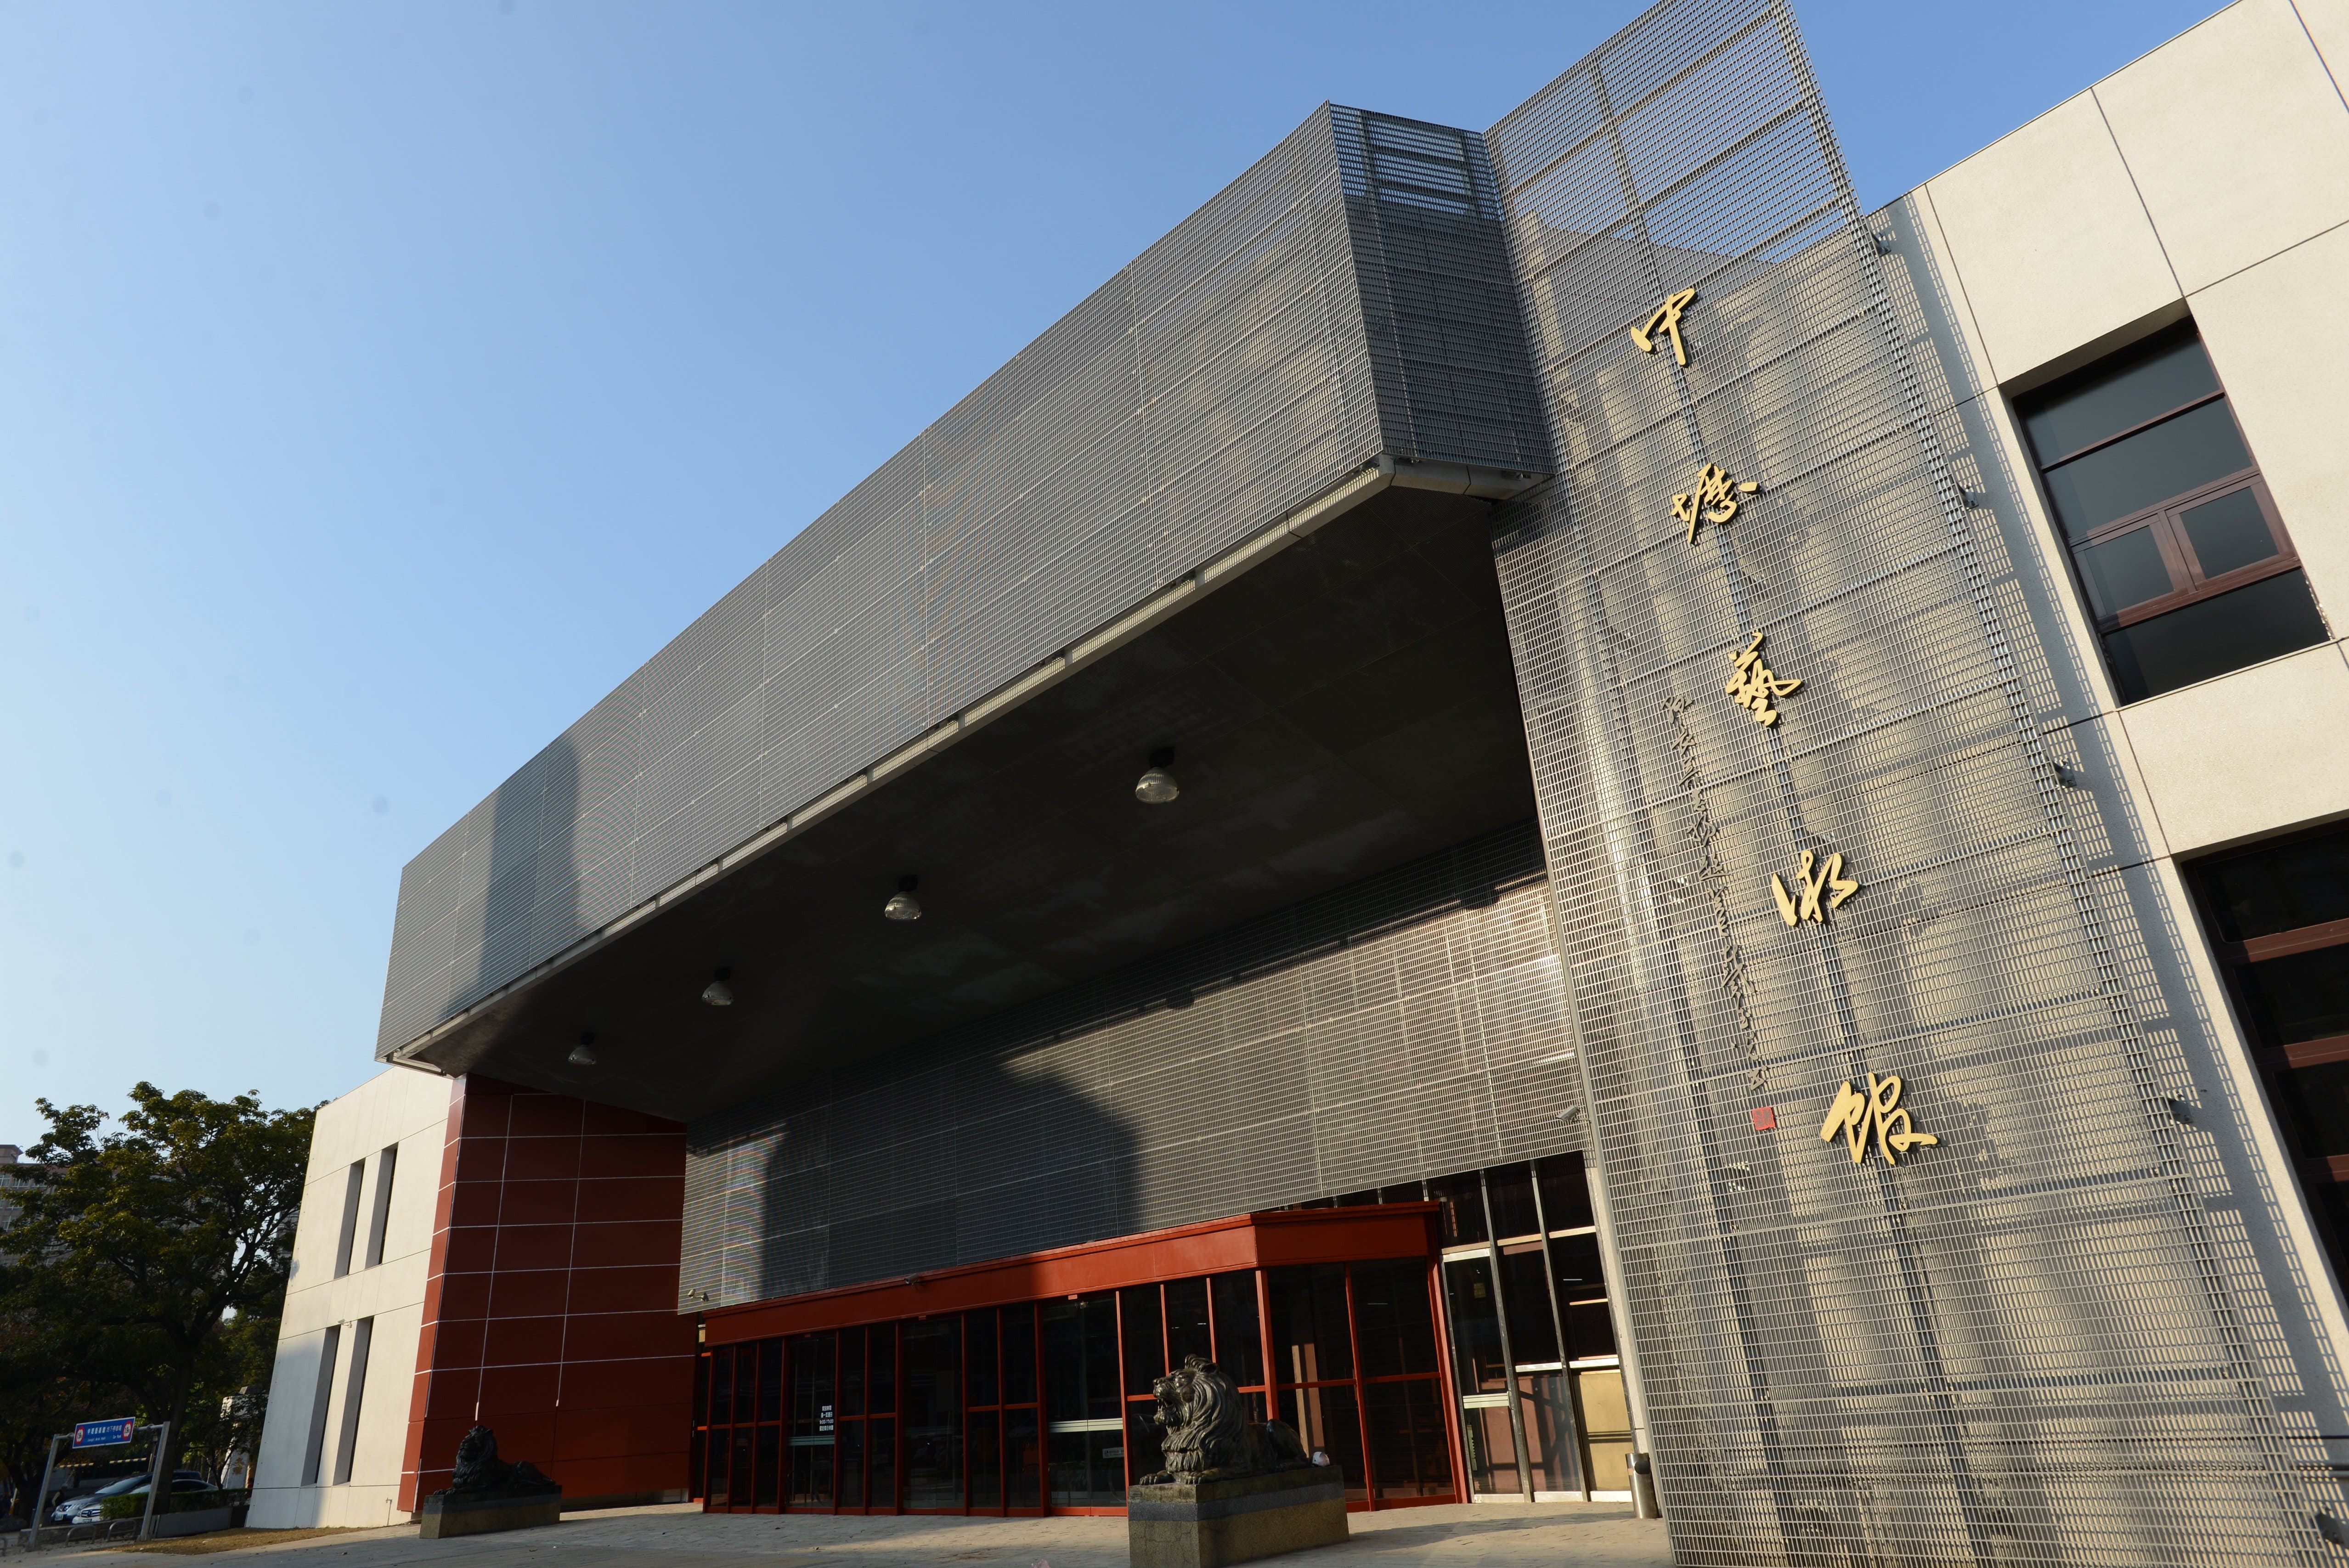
[699,1203,1453,1515]
[705,1204,1440,1342]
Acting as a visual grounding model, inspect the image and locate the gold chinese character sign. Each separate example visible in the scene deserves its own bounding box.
[1772,849,1859,926]
[1629,287,1697,367]
[1725,632,1801,726]
[1819,1072,1939,1166]
[1673,463,1761,545]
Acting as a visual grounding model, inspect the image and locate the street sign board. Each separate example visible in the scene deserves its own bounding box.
[73,1418,137,1448]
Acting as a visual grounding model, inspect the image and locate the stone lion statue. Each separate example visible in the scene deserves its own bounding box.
[1134,1354,1312,1484]
[439,1424,560,1496]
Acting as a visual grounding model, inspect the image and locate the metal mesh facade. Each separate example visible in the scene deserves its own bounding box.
[678,823,1582,1307]
[1483,0,2343,1562]
[376,106,1546,1060]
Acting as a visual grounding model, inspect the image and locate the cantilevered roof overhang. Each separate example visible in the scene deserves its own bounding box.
[375,103,1555,1115]
[394,467,1543,1123]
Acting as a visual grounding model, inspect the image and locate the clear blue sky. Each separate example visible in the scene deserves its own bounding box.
[0,0,2223,1139]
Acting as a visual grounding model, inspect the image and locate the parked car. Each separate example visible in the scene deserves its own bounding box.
[47,1472,206,1526]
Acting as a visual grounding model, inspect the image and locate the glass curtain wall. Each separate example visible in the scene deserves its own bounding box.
[690,1259,1453,1513]
[1321,1154,1626,1500]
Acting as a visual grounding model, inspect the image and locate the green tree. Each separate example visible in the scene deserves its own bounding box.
[0,1310,128,1521]
[0,1085,312,1493]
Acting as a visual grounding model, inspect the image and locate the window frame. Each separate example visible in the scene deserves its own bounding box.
[2188,825,2349,1291]
[2068,468,2295,631]
[2020,331,2321,695]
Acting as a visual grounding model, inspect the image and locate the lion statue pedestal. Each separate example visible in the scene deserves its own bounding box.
[417,1426,563,1540]
[1127,1355,1347,1568]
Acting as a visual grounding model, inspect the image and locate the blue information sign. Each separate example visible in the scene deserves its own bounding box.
[73,1418,137,1449]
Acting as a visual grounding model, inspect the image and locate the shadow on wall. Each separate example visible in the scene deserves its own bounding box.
[712,1042,1145,1310]
[460,734,582,1027]
[683,824,1571,1310]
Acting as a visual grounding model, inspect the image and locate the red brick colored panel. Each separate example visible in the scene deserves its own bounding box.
[452,1138,509,1183]
[403,1076,689,1520]
[582,1101,683,1137]
[410,1414,480,1475]
[433,1269,493,1324]
[447,1180,503,1228]
[497,1179,582,1227]
[441,1226,500,1275]
[559,1309,689,1364]
[507,1095,585,1139]
[482,1412,559,1468]
[423,1366,484,1420]
[567,1264,681,1314]
[425,1317,488,1376]
[576,1134,687,1179]
[551,1401,693,1461]
[483,1268,570,1320]
[503,1134,584,1182]
[553,1354,695,1410]
[476,1363,562,1416]
[571,1219,682,1268]
[482,1314,569,1368]
[491,1223,576,1272]
[575,1175,686,1223]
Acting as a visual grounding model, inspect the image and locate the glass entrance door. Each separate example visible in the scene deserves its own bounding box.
[1042,1294,1124,1507]
[787,1332,835,1508]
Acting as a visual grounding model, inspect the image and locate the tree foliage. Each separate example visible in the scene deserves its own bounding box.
[0,1084,313,1498]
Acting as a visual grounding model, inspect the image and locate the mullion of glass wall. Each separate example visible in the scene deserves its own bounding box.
[1526,1158,1587,1500]
[966,1308,1002,1512]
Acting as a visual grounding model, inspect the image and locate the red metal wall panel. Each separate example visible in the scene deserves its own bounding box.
[702,1203,1440,1344]
[397,1075,697,1512]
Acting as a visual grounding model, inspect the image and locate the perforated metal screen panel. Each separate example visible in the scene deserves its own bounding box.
[679,825,1584,1306]
[1482,0,2338,1562]
[375,106,1545,1061]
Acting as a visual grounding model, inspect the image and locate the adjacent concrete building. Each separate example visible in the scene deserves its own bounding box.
[257,2,2349,1561]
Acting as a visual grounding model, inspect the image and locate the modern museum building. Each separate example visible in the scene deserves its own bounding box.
[252,0,2349,1561]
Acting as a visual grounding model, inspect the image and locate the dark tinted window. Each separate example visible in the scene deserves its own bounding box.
[1210,1271,1265,1386]
[967,1311,998,1407]
[1118,1287,1162,1395]
[1534,1154,1593,1230]
[1353,1259,1439,1377]
[2019,322,2324,703]
[1269,1264,1354,1383]
[2199,829,2349,941]
[1427,1172,1487,1245]
[1485,1163,1541,1240]
[2180,487,2278,578]
[2241,947,2349,1046]
[2100,570,2328,705]
[2041,399,2250,539]
[2021,326,2219,461]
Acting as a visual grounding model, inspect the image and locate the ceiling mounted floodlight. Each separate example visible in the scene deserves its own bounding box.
[702,967,735,1007]
[568,1032,599,1068]
[883,874,923,922]
[1134,747,1180,806]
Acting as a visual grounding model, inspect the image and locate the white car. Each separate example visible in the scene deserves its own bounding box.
[62,1474,211,1525]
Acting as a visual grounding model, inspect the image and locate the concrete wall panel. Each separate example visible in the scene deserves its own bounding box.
[251,1067,452,1529]
[2099,0,2349,294]
[1926,94,2180,383]
[2119,641,2349,854]
[2193,218,2349,618]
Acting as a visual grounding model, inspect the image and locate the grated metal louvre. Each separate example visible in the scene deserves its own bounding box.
[678,823,1584,1308]
[376,106,1546,1062]
[1482,1,2338,1562]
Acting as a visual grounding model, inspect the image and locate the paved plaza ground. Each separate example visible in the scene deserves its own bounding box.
[60,1500,1672,1567]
